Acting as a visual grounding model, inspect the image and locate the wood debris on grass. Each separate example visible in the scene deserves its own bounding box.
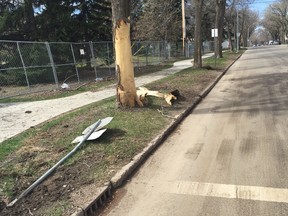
[137,87,180,105]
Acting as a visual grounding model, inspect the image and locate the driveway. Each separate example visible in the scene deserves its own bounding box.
[100,46,288,215]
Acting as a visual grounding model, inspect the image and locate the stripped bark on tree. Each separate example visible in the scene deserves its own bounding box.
[112,0,143,108]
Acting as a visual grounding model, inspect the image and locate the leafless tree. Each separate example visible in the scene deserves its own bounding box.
[215,0,226,58]
[262,0,288,43]
[133,0,182,42]
[111,0,143,108]
[225,0,258,49]
[241,9,258,46]
[193,0,203,68]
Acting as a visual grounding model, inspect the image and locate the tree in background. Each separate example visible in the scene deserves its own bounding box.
[23,0,37,40]
[130,0,145,40]
[0,0,112,41]
[0,0,37,40]
[249,27,270,45]
[215,0,226,58]
[234,0,259,48]
[35,0,112,42]
[241,8,258,46]
[224,0,259,50]
[111,0,143,108]
[201,2,215,41]
[262,0,288,44]
[225,0,237,51]
[34,1,74,41]
[262,9,281,42]
[193,0,203,68]
[133,0,182,42]
[72,0,112,41]
[0,0,262,49]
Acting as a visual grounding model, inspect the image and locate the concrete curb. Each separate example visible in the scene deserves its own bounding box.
[111,95,202,188]
[71,96,202,216]
[71,185,113,216]
[110,54,243,189]
[71,53,243,216]
[199,53,242,98]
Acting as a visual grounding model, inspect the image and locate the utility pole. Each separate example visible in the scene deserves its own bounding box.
[182,0,186,56]
[236,8,239,53]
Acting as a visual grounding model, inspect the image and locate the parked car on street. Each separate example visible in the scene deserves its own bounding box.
[269,40,281,45]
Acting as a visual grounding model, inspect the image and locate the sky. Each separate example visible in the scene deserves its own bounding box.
[249,0,279,18]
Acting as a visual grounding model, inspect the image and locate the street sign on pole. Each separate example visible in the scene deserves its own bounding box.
[212,28,218,68]
[211,28,218,38]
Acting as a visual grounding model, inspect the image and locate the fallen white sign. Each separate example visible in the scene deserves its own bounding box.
[72,117,113,144]
[72,129,107,144]
[82,116,113,135]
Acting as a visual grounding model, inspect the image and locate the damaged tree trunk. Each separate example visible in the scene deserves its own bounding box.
[111,0,143,108]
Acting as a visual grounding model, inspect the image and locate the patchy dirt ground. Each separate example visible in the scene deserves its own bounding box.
[0,67,223,216]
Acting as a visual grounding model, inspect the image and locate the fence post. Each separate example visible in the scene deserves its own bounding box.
[164,41,167,60]
[106,42,112,76]
[167,42,171,59]
[16,42,30,88]
[45,42,59,86]
[137,40,142,67]
[70,44,80,82]
[153,43,156,64]
[89,41,98,79]
[158,42,161,64]
[145,42,148,66]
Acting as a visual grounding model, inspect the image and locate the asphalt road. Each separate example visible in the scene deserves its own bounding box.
[100,46,288,216]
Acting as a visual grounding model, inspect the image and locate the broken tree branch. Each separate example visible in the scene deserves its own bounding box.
[137,87,178,105]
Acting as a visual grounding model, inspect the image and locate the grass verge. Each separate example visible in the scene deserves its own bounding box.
[0,50,244,215]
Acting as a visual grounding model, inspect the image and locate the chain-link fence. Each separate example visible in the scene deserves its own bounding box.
[0,40,214,99]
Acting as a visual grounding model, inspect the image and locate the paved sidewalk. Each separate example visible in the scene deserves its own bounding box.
[0,53,214,143]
